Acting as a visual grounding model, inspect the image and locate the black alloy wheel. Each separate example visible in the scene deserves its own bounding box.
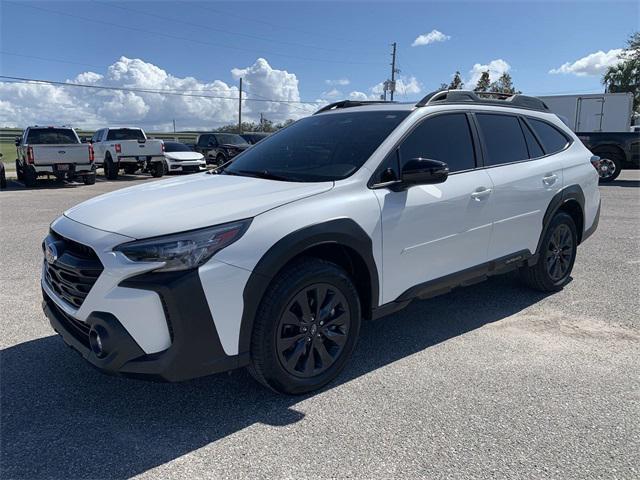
[276,283,351,378]
[545,223,574,282]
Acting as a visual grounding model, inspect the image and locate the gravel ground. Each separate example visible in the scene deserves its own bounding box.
[1,172,639,480]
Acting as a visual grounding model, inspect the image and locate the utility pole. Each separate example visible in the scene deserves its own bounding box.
[238,77,243,134]
[390,42,398,101]
[172,119,176,133]
[260,112,264,132]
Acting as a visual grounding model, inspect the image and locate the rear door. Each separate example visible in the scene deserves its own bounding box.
[576,97,605,132]
[474,113,564,260]
[373,112,495,303]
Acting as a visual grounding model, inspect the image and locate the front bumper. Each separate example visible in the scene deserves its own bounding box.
[43,267,247,381]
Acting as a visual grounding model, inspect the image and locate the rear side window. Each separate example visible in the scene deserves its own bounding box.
[528,119,570,154]
[197,135,212,147]
[476,114,529,166]
[106,129,145,141]
[399,113,476,172]
[26,129,79,144]
[520,120,545,158]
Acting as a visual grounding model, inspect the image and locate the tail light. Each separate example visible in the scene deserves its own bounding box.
[590,155,601,171]
[26,146,34,164]
[161,142,165,152]
[115,144,121,153]
[88,144,95,162]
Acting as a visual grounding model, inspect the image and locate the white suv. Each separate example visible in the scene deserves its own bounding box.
[41,91,601,394]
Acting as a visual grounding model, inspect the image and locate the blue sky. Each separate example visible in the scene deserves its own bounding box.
[0,0,637,129]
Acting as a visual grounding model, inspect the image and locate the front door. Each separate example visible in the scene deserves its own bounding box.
[374,112,494,304]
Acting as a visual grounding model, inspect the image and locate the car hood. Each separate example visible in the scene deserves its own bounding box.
[164,151,204,161]
[64,173,333,239]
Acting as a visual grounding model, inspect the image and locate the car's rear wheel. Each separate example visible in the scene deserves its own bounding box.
[520,212,577,292]
[23,165,37,187]
[83,173,96,185]
[104,154,118,180]
[150,161,165,177]
[594,147,623,183]
[248,258,361,394]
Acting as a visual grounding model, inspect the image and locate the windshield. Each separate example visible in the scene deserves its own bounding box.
[106,129,146,141]
[216,134,249,146]
[26,128,79,144]
[164,142,192,152]
[225,110,409,182]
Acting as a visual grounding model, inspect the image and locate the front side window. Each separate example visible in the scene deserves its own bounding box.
[399,113,476,172]
[225,110,410,182]
[106,129,146,141]
[26,128,79,144]
[528,118,570,154]
[476,114,529,166]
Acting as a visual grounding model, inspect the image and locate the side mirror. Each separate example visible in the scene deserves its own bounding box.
[401,158,449,186]
[15,136,21,146]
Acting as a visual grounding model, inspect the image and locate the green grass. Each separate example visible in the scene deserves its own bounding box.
[0,142,17,174]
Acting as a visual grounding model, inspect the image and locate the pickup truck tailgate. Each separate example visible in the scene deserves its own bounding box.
[115,140,163,157]
[31,144,90,164]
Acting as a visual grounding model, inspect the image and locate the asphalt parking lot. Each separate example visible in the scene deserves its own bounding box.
[1,171,638,480]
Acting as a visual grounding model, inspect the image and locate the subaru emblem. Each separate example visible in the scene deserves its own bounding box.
[44,239,58,265]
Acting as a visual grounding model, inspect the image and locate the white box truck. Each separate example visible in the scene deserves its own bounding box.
[538,92,633,133]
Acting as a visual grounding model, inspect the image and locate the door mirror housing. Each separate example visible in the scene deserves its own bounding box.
[401,158,449,186]
[14,136,21,146]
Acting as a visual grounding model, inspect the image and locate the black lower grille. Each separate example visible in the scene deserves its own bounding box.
[44,291,91,347]
[181,165,201,173]
[43,231,104,308]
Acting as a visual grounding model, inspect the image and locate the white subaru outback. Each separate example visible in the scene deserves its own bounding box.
[42,91,601,394]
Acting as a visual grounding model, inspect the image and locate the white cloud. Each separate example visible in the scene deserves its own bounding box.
[322,88,342,99]
[347,75,423,101]
[412,30,450,47]
[0,56,316,129]
[348,91,371,101]
[467,59,511,87]
[549,49,624,76]
[325,78,350,86]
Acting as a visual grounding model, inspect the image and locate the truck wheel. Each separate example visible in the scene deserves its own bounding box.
[151,161,165,178]
[15,160,24,181]
[248,258,361,394]
[83,173,96,185]
[23,165,37,187]
[519,212,577,292]
[594,148,623,183]
[0,163,6,189]
[123,165,138,175]
[105,154,118,180]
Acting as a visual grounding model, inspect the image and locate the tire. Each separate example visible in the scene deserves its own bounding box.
[123,165,138,175]
[104,154,118,180]
[594,148,623,183]
[151,161,165,178]
[248,258,362,394]
[216,154,226,166]
[0,163,6,189]
[83,173,96,185]
[520,212,577,292]
[23,165,37,187]
[16,160,23,181]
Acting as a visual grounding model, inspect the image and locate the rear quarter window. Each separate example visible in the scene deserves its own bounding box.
[528,119,570,154]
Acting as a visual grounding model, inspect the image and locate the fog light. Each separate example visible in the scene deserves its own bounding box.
[89,326,108,358]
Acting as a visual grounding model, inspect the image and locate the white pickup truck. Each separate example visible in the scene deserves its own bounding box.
[15,126,96,187]
[90,127,165,179]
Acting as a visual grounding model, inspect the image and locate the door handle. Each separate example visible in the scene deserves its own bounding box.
[471,187,492,201]
[543,174,558,186]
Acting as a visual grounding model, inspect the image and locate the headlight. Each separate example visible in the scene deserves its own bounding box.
[114,219,251,272]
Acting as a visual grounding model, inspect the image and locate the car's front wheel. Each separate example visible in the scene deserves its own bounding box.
[249,258,361,394]
[520,212,577,292]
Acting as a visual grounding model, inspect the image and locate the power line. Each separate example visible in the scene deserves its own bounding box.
[99,1,379,58]
[7,1,380,66]
[0,75,326,105]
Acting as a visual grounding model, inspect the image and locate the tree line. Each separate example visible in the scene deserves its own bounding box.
[603,31,639,113]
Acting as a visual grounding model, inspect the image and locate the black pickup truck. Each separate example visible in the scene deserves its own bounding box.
[577,132,639,182]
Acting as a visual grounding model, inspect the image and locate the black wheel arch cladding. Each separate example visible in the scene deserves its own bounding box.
[238,218,379,355]
[537,184,585,255]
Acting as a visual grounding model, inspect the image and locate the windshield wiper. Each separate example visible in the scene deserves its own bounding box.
[234,169,293,181]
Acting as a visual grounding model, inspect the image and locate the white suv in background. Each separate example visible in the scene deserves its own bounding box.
[42,91,600,394]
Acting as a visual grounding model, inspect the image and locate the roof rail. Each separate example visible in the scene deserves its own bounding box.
[314,100,395,115]
[415,89,549,112]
